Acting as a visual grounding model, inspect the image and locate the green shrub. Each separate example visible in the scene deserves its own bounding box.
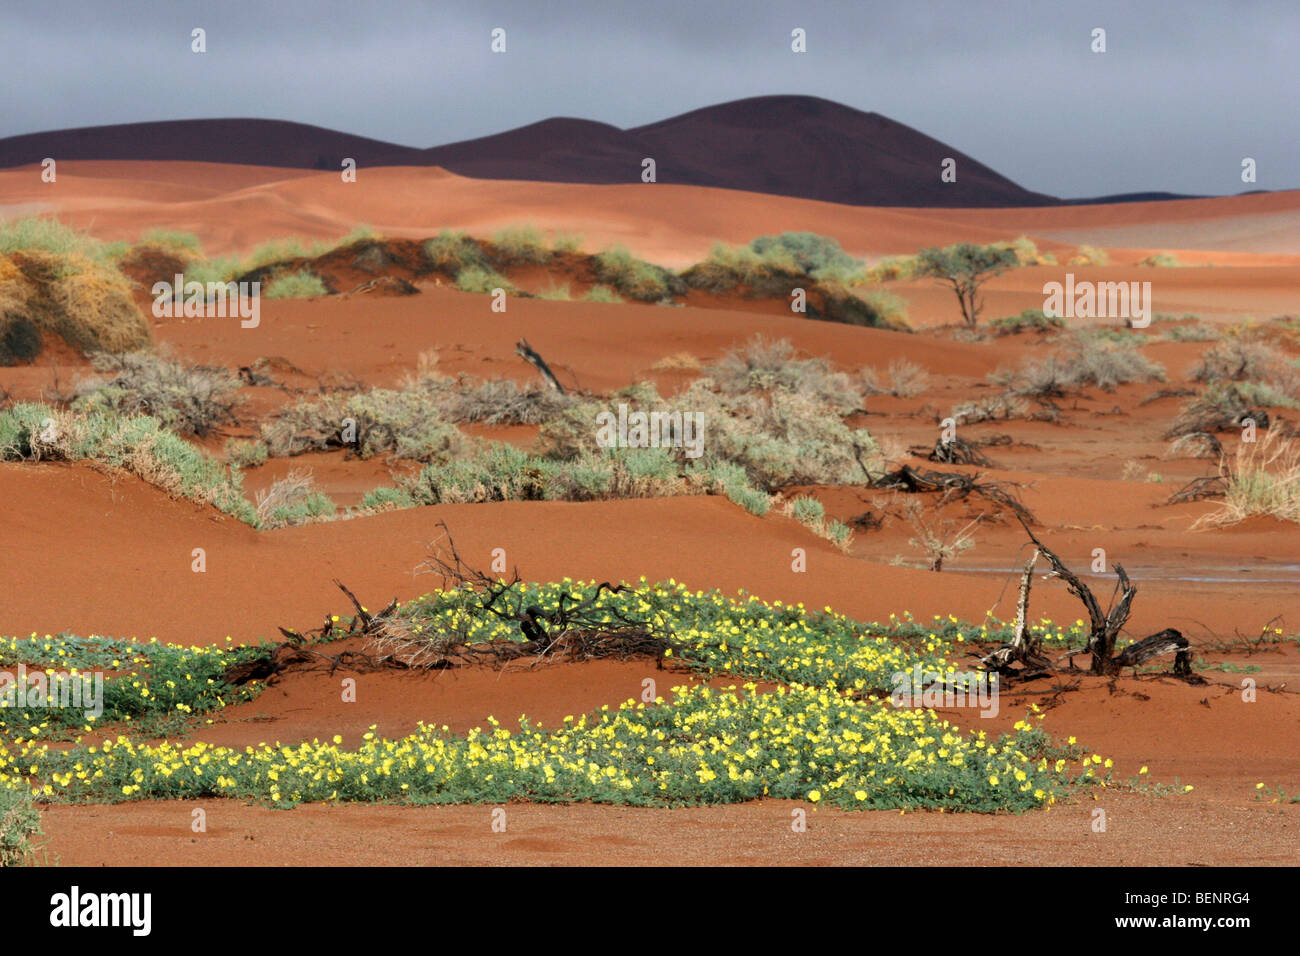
[263,269,327,299]
[865,255,921,282]
[993,236,1056,266]
[0,216,115,262]
[682,243,803,295]
[814,283,912,331]
[825,520,853,549]
[455,266,515,295]
[226,437,269,467]
[360,486,416,510]
[492,225,550,264]
[988,308,1065,335]
[749,232,862,274]
[594,247,677,302]
[423,231,486,273]
[791,496,825,523]
[583,284,623,304]
[551,233,584,254]
[0,787,41,867]
[254,471,336,528]
[704,462,770,515]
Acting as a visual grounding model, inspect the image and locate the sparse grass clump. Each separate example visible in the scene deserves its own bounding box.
[263,269,327,299]
[582,284,623,304]
[1193,431,1300,527]
[137,229,204,257]
[492,225,551,264]
[536,282,571,300]
[652,352,702,371]
[787,495,855,551]
[73,351,242,437]
[0,216,118,263]
[594,247,678,302]
[860,359,930,398]
[423,230,486,273]
[455,265,515,295]
[988,308,1064,335]
[0,403,257,524]
[225,437,269,468]
[993,236,1056,266]
[1068,245,1110,267]
[254,470,336,528]
[1138,252,1181,268]
[865,255,921,282]
[1162,322,1220,343]
[681,243,803,295]
[551,233,584,254]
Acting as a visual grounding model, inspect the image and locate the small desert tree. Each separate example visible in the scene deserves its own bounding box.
[915,243,1019,328]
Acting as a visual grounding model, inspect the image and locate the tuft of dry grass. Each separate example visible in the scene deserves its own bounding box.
[254,470,336,528]
[1192,431,1300,528]
[861,359,929,398]
[652,352,703,372]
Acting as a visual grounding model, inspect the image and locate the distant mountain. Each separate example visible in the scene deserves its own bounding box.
[0,95,1156,208]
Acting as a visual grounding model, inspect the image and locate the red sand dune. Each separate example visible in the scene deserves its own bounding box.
[4,161,1299,267]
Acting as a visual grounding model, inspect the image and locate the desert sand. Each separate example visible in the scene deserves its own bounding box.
[1,161,1297,867]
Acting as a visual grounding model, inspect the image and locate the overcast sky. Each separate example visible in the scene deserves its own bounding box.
[6,0,1297,197]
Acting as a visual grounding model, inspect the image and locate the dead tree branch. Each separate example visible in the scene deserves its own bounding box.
[515,338,565,394]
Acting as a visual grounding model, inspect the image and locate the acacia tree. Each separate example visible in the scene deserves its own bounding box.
[916,243,1019,328]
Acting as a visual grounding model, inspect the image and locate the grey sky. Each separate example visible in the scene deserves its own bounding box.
[5,0,1297,197]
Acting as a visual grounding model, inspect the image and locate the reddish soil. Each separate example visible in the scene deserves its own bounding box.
[2,170,1298,866]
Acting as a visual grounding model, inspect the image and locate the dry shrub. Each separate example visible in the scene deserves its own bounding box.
[999,334,1164,397]
[1191,337,1300,396]
[446,378,571,426]
[709,336,861,413]
[861,359,930,398]
[262,383,463,461]
[0,251,150,364]
[74,351,242,437]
